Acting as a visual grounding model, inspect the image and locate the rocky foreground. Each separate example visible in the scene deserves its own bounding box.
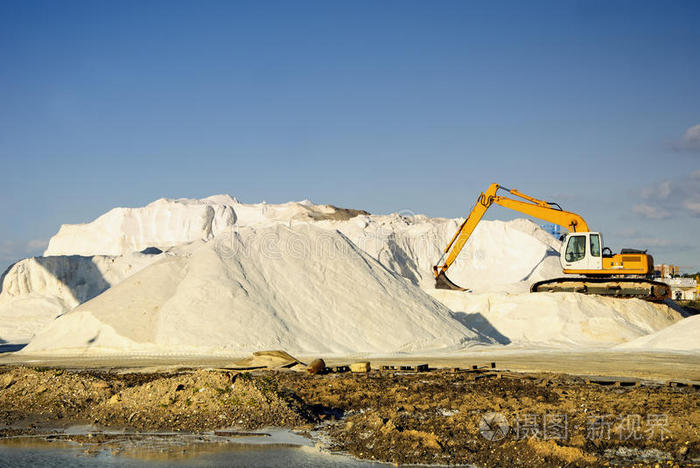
[0,366,698,467]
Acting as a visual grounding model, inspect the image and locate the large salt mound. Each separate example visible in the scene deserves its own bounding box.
[614,315,700,353]
[429,289,682,349]
[0,253,158,343]
[325,215,562,291]
[23,224,491,355]
[45,195,367,256]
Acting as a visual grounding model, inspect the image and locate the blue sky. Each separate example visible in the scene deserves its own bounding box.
[0,0,699,272]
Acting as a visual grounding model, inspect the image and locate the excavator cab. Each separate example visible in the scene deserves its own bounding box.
[560,232,655,277]
[560,232,603,272]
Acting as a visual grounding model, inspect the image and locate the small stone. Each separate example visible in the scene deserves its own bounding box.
[380,419,397,435]
[307,359,326,375]
[350,362,371,373]
[0,374,16,389]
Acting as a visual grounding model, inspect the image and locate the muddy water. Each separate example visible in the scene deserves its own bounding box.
[0,431,391,468]
[0,445,385,467]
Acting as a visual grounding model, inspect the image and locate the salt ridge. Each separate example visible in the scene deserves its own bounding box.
[44,196,366,257]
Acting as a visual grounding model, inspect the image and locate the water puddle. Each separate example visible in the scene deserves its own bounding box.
[0,428,386,467]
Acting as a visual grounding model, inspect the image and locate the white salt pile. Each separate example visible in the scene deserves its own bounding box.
[45,195,366,257]
[23,224,491,355]
[430,289,682,349]
[1,197,369,343]
[325,215,562,292]
[614,314,700,352]
[0,252,158,343]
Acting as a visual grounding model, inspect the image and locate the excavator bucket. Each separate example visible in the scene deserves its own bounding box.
[435,271,467,291]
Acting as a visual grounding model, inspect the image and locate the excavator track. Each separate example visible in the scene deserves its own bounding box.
[530,277,671,302]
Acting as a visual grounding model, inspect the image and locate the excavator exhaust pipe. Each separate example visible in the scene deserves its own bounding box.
[435,271,467,291]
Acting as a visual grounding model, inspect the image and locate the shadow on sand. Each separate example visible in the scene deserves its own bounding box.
[0,338,26,353]
[452,312,511,345]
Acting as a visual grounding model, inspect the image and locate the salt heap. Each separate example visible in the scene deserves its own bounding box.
[0,252,158,343]
[23,224,491,355]
[430,289,682,349]
[1,196,370,343]
[614,315,700,353]
[45,195,367,257]
[324,215,562,292]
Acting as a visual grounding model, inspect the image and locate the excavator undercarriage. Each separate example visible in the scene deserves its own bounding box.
[530,277,671,302]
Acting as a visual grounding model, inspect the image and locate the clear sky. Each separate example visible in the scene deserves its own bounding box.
[1,0,699,272]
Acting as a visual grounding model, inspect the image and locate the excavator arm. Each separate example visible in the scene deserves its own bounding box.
[433,183,589,290]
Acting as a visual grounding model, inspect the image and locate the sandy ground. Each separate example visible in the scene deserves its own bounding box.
[2,350,698,383]
[339,351,700,383]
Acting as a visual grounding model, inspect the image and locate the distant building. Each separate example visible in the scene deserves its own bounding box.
[661,277,698,301]
[654,264,679,279]
[653,264,698,300]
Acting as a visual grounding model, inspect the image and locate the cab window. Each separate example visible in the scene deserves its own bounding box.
[565,235,586,262]
[590,234,601,257]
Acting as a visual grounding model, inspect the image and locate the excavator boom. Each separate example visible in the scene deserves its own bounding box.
[434,183,586,279]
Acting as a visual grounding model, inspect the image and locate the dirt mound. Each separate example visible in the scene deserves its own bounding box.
[0,367,314,431]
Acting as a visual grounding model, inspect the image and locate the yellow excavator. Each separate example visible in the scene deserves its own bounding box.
[433,183,671,301]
